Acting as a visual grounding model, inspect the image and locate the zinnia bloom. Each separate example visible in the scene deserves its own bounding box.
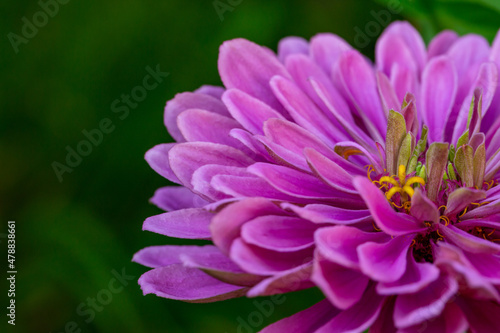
[134,21,500,332]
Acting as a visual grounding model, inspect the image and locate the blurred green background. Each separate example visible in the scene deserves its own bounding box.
[1,0,499,332]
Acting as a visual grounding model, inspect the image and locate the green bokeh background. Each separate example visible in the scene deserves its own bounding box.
[1,0,499,332]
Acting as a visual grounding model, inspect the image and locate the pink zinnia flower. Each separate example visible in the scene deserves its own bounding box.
[134,21,500,332]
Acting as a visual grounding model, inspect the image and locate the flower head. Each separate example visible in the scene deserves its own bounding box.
[134,21,500,332]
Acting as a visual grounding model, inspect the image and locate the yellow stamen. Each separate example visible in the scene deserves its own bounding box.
[379,176,400,187]
[386,186,402,200]
[405,177,426,186]
[458,207,468,217]
[342,148,362,160]
[391,202,403,209]
[398,165,406,184]
[440,215,450,226]
[402,185,415,197]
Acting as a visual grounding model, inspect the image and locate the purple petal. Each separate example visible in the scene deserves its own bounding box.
[191,165,247,201]
[316,285,385,333]
[315,225,389,269]
[312,250,369,309]
[145,143,181,184]
[310,77,378,151]
[282,203,372,225]
[138,264,246,302]
[451,62,498,144]
[377,252,440,295]
[168,142,254,188]
[420,56,457,143]
[439,225,500,254]
[143,208,212,239]
[218,38,290,115]
[177,108,241,145]
[164,92,229,142]
[457,296,500,332]
[211,198,286,253]
[444,187,486,217]
[399,301,467,333]
[376,34,418,78]
[377,71,400,112]
[379,21,427,72]
[248,163,363,206]
[248,263,314,297]
[133,245,216,268]
[428,30,459,58]
[336,50,386,141]
[241,216,316,252]
[305,148,357,194]
[410,189,440,224]
[270,75,347,144]
[394,274,458,328]
[230,238,314,275]
[310,33,351,75]
[259,299,338,333]
[390,64,418,102]
[358,234,414,282]
[434,242,500,301]
[180,247,263,287]
[353,177,426,235]
[277,36,309,63]
[193,85,225,99]
[447,34,489,79]
[150,186,207,211]
[222,88,285,135]
[285,54,352,126]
